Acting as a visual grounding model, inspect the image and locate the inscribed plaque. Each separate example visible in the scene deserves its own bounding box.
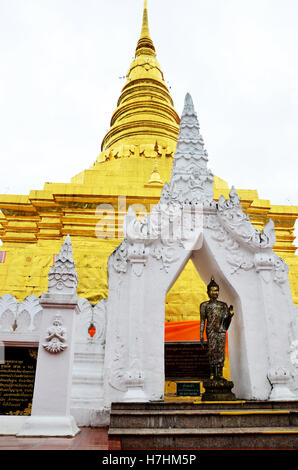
[0,346,38,415]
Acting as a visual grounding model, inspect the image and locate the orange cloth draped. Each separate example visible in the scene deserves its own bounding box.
[165,321,201,342]
[165,321,228,356]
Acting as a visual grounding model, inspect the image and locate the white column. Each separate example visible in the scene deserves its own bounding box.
[18,235,81,436]
[123,242,148,402]
[254,253,297,400]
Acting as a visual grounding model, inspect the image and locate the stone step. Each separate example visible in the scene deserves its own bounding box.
[111,400,298,411]
[110,408,298,429]
[108,426,298,450]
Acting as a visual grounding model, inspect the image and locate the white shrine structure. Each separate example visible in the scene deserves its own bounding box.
[104,93,298,405]
[1,94,298,436]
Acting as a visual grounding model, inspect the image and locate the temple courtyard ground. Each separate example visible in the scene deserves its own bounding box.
[0,427,120,450]
[0,427,297,468]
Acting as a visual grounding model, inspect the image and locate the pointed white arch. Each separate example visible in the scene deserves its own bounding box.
[103,94,298,406]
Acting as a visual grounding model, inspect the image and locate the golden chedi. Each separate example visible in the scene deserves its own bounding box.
[0,1,297,328]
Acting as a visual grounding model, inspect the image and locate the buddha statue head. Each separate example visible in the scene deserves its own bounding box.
[207,277,219,301]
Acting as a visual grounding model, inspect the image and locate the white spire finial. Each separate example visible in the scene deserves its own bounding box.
[160,92,214,206]
[46,235,78,295]
[182,93,195,116]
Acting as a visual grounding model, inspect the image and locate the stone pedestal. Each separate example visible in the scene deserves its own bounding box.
[17,416,79,437]
[268,367,298,401]
[202,378,236,401]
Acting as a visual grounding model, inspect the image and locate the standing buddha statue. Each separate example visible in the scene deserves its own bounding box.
[200,277,234,379]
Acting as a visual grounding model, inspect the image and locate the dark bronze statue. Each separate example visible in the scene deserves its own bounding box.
[200,277,234,380]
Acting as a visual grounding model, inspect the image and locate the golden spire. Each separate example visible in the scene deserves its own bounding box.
[141,0,149,38]
[99,0,180,159]
[136,0,155,57]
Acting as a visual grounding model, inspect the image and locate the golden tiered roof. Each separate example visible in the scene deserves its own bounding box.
[0,0,297,317]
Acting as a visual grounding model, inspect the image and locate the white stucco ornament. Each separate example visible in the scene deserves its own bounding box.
[43,314,68,354]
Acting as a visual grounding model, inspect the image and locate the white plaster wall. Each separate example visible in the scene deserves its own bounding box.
[70,298,108,426]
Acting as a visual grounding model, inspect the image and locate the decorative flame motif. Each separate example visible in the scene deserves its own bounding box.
[88,323,96,338]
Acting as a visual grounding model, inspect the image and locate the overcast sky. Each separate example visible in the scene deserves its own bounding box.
[0,0,297,230]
